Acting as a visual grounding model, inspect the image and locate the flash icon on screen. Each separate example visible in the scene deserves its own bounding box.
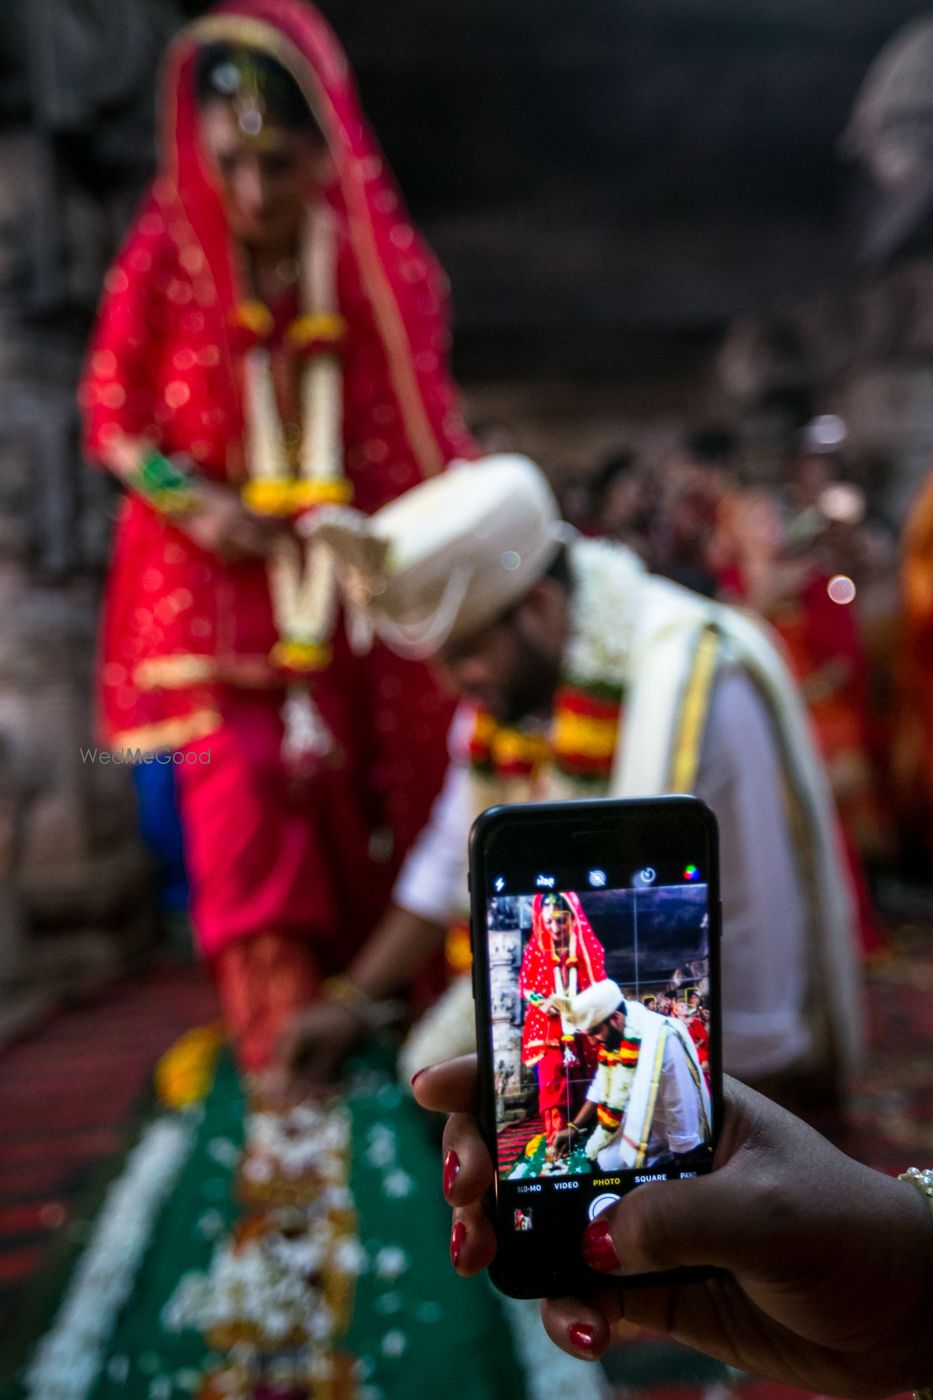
[588,869,607,888]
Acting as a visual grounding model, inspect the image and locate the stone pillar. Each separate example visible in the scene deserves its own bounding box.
[488,896,536,1123]
[0,0,184,1035]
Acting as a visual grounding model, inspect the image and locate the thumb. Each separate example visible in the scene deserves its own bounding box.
[585,1161,761,1278]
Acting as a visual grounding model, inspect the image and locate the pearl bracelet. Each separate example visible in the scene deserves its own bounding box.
[898,1168,933,1400]
[900,1166,933,1203]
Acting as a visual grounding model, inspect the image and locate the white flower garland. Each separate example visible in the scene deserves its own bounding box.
[247,205,344,650]
[243,1101,350,1182]
[243,204,347,760]
[164,1096,362,1378]
[163,1209,363,1348]
[583,1056,638,1161]
[22,1117,194,1400]
[563,537,647,689]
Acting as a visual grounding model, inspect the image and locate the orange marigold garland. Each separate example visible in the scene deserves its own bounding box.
[155,1022,225,1109]
[468,678,624,789]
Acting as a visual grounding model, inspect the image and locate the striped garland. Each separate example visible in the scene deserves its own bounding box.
[464,539,653,798]
[551,681,623,782]
[592,1038,641,1133]
[467,680,624,791]
[598,1037,640,1067]
[584,1044,641,1162]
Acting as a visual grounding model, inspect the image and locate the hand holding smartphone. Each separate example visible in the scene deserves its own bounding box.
[469,796,722,1298]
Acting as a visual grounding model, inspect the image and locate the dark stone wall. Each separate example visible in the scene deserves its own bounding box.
[311,0,933,367]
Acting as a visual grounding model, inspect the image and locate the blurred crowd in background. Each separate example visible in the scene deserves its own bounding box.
[532,416,932,906]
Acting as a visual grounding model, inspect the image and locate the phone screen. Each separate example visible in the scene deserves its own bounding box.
[471,798,720,1296]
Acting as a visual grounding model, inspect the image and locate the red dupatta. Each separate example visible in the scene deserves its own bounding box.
[82,0,473,750]
[517,892,606,1067]
[156,0,469,492]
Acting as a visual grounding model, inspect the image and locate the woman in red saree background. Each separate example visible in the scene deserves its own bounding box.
[518,893,605,1144]
[80,0,474,1071]
[715,489,886,956]
[896,469,933,864]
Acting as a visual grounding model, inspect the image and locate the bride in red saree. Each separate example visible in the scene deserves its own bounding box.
[80,0,474,1070]
[518,892,606,1144]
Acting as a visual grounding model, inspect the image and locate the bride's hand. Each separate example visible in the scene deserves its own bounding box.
[179,480,288,560]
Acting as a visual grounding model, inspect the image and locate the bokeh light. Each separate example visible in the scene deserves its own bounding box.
[827,573,857,605]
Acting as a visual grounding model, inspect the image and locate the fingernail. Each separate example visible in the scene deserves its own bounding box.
[568,1322,597,1353]
[450,1219,466,1269]
[409,1067,429,1091]
[581,1218,620,1273]
[443,1149,460,1198]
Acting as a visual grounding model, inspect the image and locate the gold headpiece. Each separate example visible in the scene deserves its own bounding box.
[542,892,571,911]
[209,52,274,147]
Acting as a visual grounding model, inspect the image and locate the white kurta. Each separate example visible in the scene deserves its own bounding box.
[585,1033,706,1169]
[393,663,810,1082]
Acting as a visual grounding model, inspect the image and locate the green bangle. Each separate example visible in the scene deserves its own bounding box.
[134,450,198,516]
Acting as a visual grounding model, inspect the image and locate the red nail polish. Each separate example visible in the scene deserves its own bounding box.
[443,1149,460,1198]
[450,1219,466,1269]
[582,1218,620,1273]
[568,1322,596,1353]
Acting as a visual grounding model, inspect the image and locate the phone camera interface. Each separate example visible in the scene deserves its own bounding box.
[488,881,714,1212]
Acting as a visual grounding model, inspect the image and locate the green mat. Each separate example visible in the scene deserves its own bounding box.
[3,1047,731,1400]
[2,1052,525,1400]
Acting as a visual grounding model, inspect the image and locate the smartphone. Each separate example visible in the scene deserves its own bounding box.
[469,795,722,1299]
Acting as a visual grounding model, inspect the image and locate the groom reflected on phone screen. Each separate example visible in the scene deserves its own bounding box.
[551,978,711,1172]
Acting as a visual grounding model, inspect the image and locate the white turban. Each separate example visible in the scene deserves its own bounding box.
[306,454,563,658]
[567,979,625,1034]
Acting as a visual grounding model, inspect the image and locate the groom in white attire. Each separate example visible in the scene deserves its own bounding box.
[287,455,862,1107]
[553,979,710,1171]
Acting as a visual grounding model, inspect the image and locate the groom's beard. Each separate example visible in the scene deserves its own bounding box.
[496,616,562,726]
[602,1022,625,1052]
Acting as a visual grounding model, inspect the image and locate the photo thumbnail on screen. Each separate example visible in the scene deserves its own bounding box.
[489,887,713,1182]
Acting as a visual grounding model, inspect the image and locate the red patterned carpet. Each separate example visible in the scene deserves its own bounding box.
[497,1114,545,1173]
[0,963,218,1325]
[842,922,933,1168]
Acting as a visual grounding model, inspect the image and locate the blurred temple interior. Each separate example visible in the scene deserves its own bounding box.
[1,1,933,1398]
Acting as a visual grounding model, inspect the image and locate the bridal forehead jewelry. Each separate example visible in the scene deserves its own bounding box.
[210,54,270,143]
